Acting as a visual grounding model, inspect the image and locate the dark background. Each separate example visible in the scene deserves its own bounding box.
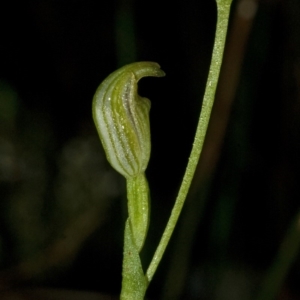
[1,0,300,299]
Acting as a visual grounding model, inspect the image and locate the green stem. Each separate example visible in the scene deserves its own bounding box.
[146,0,233,283]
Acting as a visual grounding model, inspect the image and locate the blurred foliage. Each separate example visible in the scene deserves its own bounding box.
[0,0,300,299]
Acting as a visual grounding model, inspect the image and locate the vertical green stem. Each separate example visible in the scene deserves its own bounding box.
[146,0,233,283]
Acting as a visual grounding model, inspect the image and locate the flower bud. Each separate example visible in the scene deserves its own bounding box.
[92,62,165,178]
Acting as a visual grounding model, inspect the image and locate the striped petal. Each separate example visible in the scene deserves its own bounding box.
[92,62,165,178]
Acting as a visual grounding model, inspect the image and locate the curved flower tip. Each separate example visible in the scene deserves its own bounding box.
[92,62,165,179]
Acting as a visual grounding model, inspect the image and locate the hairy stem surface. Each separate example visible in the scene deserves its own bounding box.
[146,0,233,283]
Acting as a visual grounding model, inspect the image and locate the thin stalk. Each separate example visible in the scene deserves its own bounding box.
[146,0,233,283]
[162,1,257,297]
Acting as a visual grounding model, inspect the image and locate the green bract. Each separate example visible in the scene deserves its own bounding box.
[92,62,165,179]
